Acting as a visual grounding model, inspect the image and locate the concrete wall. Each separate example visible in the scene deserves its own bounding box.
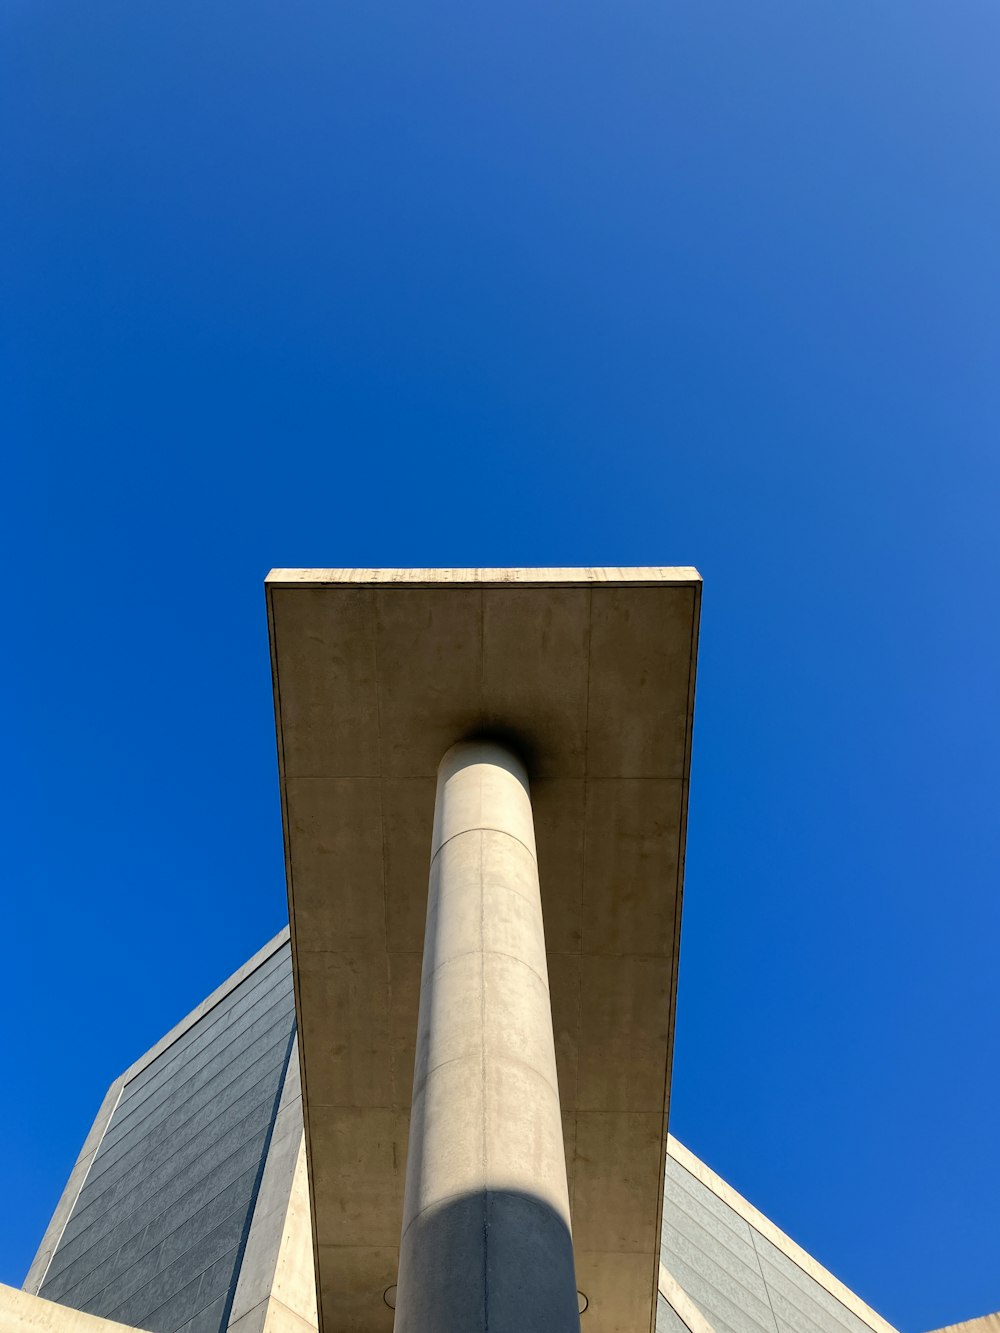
[927,1315,1000,1333]
[34,941,296,1333]
[0,1283,145,1333]
[228,1036,317,1333]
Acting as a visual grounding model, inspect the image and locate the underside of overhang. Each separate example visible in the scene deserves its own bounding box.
[267,568,701,1333]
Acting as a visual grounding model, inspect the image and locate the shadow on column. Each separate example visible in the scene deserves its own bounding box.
[394,1187,581,1333]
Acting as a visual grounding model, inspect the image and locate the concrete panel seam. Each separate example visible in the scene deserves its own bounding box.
[220,1026,299,1333]
[658,1264,721,1333]
[430,826,537,867]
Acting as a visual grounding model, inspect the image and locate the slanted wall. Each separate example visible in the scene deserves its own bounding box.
[658,1139,899,1333]
[32,940,296,1333]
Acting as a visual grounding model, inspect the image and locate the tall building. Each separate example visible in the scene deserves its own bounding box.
[6,570,993,1333]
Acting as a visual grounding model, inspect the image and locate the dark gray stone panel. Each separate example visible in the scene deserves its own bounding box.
[105,1209,248,1329]
[177,1293,231,1333]
[118,949,290,1111]
[67,1161,260,1315]
[115,1269,207,1333]
[45,1108,276,1293]
[92,997,295,1171]
[68,1039,290,1229]
[102,997,296,1162]
[39,943,294,1333]
[195,1243,247,1313]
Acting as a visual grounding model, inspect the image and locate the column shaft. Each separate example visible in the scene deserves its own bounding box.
[394,740,579,1333]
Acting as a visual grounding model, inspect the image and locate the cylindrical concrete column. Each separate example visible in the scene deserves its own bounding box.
[394,740,579,1333]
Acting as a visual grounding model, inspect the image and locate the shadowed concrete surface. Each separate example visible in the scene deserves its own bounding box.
[394,1191,578,1333]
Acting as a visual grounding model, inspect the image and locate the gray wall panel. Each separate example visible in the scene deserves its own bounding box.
[39,942,294,1333]
[89,1004,294,1180]
[60,1159,263,1315]
[105,1210,248,1328]
[664,1188,767,1292]
[43,1125,272,1299]
[658,1292,693,1333]
[78,1091,276,1255]
[661,1154,887,1333]
[753,1237,874,1333]
[665,1251,777,1333]
[662,1159,778,1333]
[70,1042,290,1225]
[664,1168,759,1265]
[663,1226,776,1333]
[103,992,295,1152]
[178,1293,230,1333]
[118,951,290,1110]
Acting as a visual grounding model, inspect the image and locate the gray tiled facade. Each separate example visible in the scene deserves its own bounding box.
[37,943,295,1333]
[659,1155,884,1333]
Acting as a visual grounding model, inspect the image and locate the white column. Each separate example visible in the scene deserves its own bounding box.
[394,740,579,1333]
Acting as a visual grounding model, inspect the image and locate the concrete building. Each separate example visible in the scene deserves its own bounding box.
[14,934,920,1333]
[10,570,993,1333]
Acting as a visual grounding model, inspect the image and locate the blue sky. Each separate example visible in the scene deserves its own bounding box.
[2,3,998,1328]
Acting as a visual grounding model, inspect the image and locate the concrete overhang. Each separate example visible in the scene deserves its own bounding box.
[266,567,701,1333]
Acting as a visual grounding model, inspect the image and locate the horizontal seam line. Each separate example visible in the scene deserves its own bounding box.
[431,827,536,864]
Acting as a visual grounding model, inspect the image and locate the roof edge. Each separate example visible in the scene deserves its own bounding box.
[667,1137,899,1333]
[265,566,702,587]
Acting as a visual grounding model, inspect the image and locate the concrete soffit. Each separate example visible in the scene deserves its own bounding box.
[267,567,702,1333]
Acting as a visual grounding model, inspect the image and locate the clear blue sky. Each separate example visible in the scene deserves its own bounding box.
[2,4,998,1329]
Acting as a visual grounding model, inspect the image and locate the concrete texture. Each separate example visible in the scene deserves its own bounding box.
[394,741,578,1333]
[230,1037,318,1333]
[928,1317,1000,1333]
[267,567,701,1333]
[0,1283,142,1333]
[658,1264,718,1333]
